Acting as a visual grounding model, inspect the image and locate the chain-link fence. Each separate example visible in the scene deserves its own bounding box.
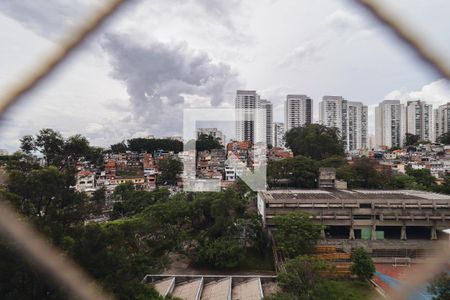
[0,0,449,299]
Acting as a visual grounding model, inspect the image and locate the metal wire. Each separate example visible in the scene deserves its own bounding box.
[351,0,450,82]
[0,0,126,299]
[0,0,126,120]
[0,0,449,299]
[0,200,115,300]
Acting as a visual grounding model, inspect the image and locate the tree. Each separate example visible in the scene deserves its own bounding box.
[157,157,182,185]
[435,175,450,194]
[110,141,128,153]
[193,237,244,268]
[406,168,436,189]
[336,158,386,189]
[389,175,419,190]
[195,134,223,151]
[285,124,345,160]
[278,256,332,299]
[350,247,375,281]
[19,129,106,168]
[427,272,450,300]
[404,133,420,146]
[19,135,35,154]
[32,128,65,165]
[272,212,322,258]
[437,132,450,145]
[268,156,318,188]
[127,138,183,153]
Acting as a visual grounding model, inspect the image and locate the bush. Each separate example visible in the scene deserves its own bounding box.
[350,248,375,281]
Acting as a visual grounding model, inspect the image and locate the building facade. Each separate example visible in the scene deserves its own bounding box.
[435,102,450,141]
[260,99,273,146]
[406,100,434,142]
[272,122,285,148]
[235,90,266,144]
[284,94,312,132]
[319,96,367,151]
[375,100,406,149]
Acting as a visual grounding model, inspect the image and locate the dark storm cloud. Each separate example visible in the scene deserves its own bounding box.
[101,33,239,136]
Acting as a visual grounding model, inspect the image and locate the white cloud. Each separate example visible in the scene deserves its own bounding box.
[384,79,450,107]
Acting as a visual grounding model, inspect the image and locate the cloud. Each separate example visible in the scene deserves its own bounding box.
[279,39,326,67]
[384,79,450,107]
[101,33,240,137]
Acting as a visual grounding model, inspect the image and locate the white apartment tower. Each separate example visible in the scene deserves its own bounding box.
[319,96,367,151]
[284,95,312,132]
[235,90,266,144]
[375,100,406,149]
[272,122,285,148]
[260,99,273,146]
[406,100,434,142]
[347,101,368,151]
[435,102,450,140]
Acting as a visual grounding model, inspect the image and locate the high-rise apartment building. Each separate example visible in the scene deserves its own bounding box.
[235,90,266,144]
[319,96,367,151]
[260,99,273,146]
[272,122,285,148]
[406,100,434,142]
[435,102,450,140]
[375,100,406,149]
[284,95,312,132]
[347,101,368,151]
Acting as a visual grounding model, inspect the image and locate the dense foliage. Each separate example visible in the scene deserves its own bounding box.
[268,156,318,188]
[20,128,104,168]
[272,212,322,258]
[350,248,375,281]
[277,256,332,299]
[156,156,183,185]
[437,132,450,145]
[195,134,223,152]
[126,138,183,154]
[285,124,345,160]
[1,130,268,299]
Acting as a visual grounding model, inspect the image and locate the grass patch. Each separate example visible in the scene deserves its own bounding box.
[316,280,374,300]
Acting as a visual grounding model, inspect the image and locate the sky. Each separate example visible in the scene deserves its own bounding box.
[0,0,450,152]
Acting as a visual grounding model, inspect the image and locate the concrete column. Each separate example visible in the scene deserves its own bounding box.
[371,225,377,241]
[320,228,326,239]
[401,226,407,240]
[349,227,355,240]
[431,226,437,240]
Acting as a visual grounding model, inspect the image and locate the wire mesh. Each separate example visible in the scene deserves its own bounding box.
[0,0,449,299]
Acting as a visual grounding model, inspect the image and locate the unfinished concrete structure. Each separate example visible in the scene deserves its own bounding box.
[144,275,277,300]
[257,189,450,241]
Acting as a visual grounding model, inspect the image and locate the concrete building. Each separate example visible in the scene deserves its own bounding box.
[284,94,312,132]
[319,96,367,151]
[144,275,277,300]
[235,90,265,144]
[435,102,450,140]
[257,189,450,241]
[197,128,225,146]
[272,122,285,148]
[375,100,406,149]
[406,100,434,142]
[347,101,368,150]
[260,99,273,146]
